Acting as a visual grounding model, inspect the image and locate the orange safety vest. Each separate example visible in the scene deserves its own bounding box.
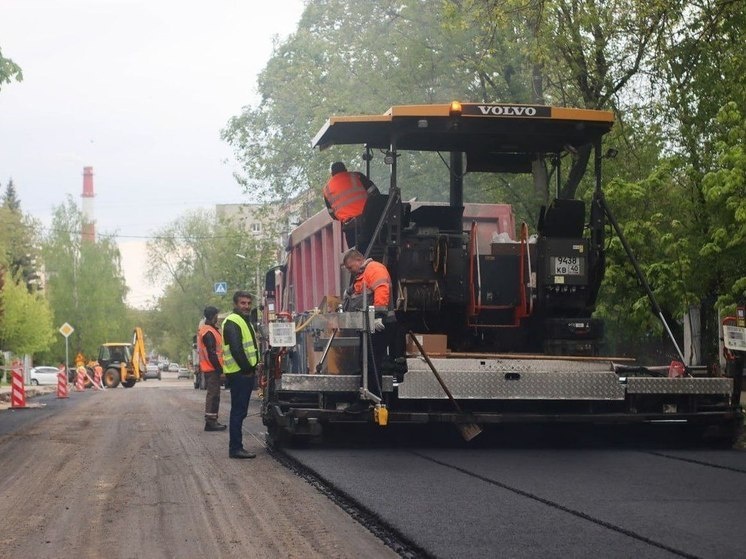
[352,259,392,310]
[197,324,224,373]
[323,172,368,223]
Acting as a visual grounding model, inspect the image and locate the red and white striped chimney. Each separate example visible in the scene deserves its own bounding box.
[81,166,95,242]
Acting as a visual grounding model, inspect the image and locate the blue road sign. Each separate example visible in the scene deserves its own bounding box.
[214,282,228,295]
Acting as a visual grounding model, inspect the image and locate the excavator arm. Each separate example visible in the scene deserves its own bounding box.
[131,327,147,381]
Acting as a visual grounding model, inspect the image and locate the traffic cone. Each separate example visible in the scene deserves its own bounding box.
[57,366,69,399]
[10,365,28,409]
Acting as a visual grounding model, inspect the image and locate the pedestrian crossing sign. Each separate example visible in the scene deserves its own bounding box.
[214,282,228,295]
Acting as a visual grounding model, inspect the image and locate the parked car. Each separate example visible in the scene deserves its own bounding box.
[29,366,60,386]
[177,367,190,379]
[143,364,161,380]
[167,363,179,372]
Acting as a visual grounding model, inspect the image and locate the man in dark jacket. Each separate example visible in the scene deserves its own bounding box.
[221,290,260,459]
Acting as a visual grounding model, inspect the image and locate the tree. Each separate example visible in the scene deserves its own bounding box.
[659,1,746,360]
[42,197,130,360]
[701,103,746,310]
[0,46,23,92]
[0,180,43,291]
[0,180,49,364]
[2,179,21,211]
[222,0,495,207]
[223,0,678,212]
[0,271,55,356]
[145,209,279,360]
[598,1,746,362]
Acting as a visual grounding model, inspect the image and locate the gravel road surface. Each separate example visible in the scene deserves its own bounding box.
[0,378,397,559]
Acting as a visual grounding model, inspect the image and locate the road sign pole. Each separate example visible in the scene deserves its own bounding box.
[58,322,75,381]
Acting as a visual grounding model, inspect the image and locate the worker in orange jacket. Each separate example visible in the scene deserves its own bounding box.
[342,249,392,405]
[197,306,226,432]
[323,161,379,248]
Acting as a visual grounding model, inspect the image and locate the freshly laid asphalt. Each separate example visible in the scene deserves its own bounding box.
[283,437,746,559]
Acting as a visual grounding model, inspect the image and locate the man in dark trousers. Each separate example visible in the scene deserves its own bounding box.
[197,306,226,432]
[221,290,260,459]
[342,249,392,408]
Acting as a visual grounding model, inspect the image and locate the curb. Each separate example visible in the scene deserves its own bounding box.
[0,385,58,404]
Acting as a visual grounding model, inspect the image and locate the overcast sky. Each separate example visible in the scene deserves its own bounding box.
[1,0,305,307]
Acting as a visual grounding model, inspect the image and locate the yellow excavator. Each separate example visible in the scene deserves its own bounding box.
[96,327,148,388]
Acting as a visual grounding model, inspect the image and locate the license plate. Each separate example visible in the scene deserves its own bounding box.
[552,256,583,275]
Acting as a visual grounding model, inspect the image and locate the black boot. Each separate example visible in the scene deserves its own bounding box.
[204,419,227,431]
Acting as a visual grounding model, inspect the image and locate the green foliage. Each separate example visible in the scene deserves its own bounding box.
[0,180,43,291]
[599,162,697,336]
[222,0,681,215]
[40,197,130,362]
[144,208,278,361]
[223,0,551,208]
[0,180,50,360]
[701,103,746,310]
[0,272,55,355]
[0,46,23,91]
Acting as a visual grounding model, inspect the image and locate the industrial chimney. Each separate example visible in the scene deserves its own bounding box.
[81,166,96,242]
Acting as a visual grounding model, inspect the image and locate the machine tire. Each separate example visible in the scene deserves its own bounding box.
[31,379,39,386]
[121,378,136,388]
[103,368,121,389]
[266,421,315,449]
[698,420,743,449]
[266,423,294,448]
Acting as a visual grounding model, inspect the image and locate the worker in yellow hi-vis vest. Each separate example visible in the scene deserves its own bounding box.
[221,290,259,460]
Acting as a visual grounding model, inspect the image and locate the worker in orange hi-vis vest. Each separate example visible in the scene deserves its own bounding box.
[197,306,227,432]
[323,161,379,248]
[341,248,393,407]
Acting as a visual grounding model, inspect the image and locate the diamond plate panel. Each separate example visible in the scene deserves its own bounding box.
[397,369,624,400]
[626,377,732,395]
[278,374,393,392]
[406,357,615,374]
[309,312,366,331]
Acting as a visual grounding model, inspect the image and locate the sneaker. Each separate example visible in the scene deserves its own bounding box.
[229,448,256,459]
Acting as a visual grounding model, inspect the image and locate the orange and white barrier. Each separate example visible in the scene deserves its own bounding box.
[10,363,28,409]
[91,364,103,390]
[75,366,86,391]
[57,366,69,399]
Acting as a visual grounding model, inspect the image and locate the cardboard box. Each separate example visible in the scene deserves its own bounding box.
[406,333,448,356]
[317,295,342,313]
